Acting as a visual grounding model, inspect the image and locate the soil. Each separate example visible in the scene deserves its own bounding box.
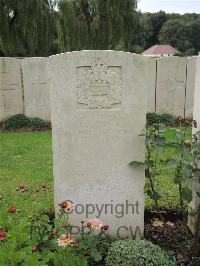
[144,209,200,265]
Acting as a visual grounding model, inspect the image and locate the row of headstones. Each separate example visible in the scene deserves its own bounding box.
[147,56,197,119]
[0,57,50,122]
[49,51,200,238]
[0,55,197,122]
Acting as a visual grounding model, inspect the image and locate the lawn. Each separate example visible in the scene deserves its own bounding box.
[0,127,192,219]
[0,132,54,220]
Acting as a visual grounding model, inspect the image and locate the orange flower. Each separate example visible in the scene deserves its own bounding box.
[58,201,74,213]
[8,205,16,213]
[87,218,103,230]
[57,233,73,247]
[73,242,79,248]
[0,231,6,241]
[50,229,57,237]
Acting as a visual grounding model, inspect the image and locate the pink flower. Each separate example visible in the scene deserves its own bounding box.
[32,246,38,253]
[87,218,103,230]
[57,233,73,247]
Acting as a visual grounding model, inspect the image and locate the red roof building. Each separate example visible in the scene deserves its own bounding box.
[142,44,177,57]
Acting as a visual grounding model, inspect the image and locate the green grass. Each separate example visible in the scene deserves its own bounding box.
[0,132,54,219]
[0,127,192,219]
[145,126,192,209]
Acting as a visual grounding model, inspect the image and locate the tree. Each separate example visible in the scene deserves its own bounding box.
[159,18,200,55]
[57,0,138,52]
[0,0,56,56]
[139,11,168,50]
[190,19,200,54]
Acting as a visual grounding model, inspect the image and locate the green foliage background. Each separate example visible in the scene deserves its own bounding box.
[0,0,199,57]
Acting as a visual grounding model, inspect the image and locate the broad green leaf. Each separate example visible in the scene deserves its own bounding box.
[182,187,193,203]
[144,183,151,193]
[183,168,193,179]
[129,161,145,167]
[156,136,166,145]
[196,192,200,198]
[167,159,177,169]
[174,176,181,184]
[194,170,200,178]
[146,160,154,167]
[151,191,161,201]
[153,146,164,152]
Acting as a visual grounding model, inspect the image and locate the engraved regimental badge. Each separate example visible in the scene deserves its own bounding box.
[77,58,122,109]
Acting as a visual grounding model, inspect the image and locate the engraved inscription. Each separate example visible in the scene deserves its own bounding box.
[77,58,122,109]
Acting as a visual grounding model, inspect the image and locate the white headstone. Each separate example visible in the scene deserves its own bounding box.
[147,57,156,113]
[188,56,200,234]
[50,51,147,238]
[0,58,23,121]
[156,56,187,118]
[185,57,197,120]
[21,58,51,121]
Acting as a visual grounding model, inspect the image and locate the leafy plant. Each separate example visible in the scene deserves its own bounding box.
[146,112,175,126]
[28,117,46,129]
[130,124,166,206]
[4,114,30,129]
[4,114,46,130]
[76,234,116,265]
[165,126,193,218]
[160,113,175,125]
[106,239,177,266]
[146,112,161,125]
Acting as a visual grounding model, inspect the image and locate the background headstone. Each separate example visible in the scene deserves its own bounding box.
[147,57,156,113]
[0,58,23,121]
[188,56,200,234]
[50,51,147,238]
[185,56,197,120]
[156,56,187,118]
[21,57,51,121]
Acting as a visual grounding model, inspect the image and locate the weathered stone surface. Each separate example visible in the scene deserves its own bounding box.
[156,56,187,118]
[21,58,50,121]
[147,57,156,113]
[50,51,147,238]
[188,56,200,234]
[0,58,23,121]
[185,57,197,120]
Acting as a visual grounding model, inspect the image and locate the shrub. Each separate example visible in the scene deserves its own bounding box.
[29,117,45,129]
[160,113,175,125]
[146,112,161,125]
[4,114,30,129]
[106,240,177,266]
[4,114,46,130]
[147,112,175,126]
